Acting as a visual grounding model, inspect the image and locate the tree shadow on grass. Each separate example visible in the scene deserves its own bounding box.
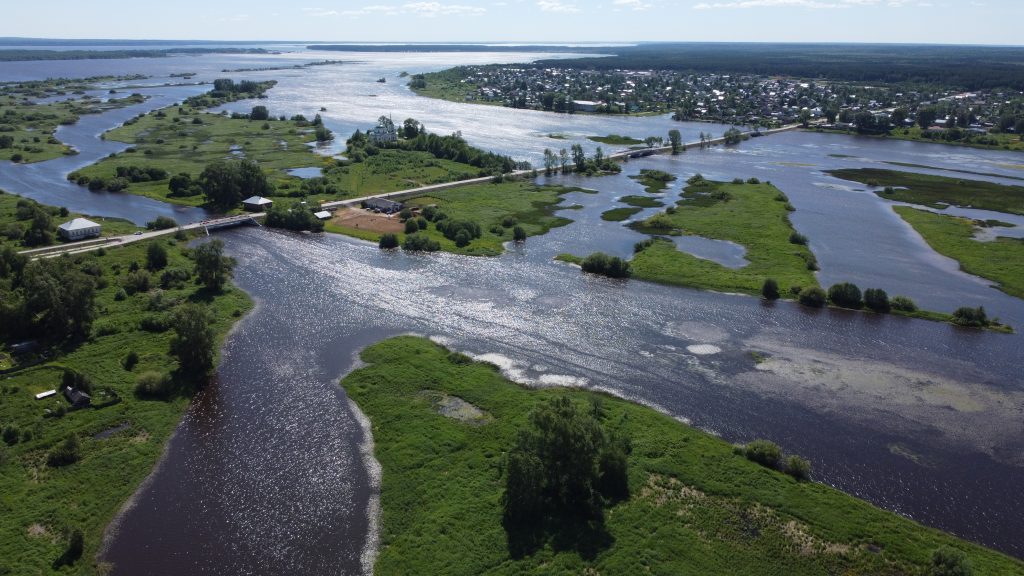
[504,511,615,561]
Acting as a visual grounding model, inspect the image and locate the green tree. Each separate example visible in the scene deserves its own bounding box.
[785,455,811,481]
[192,239,235,292]
[542,148,557,176]
[169,303,215,378]
[146,241,168,271]
[22,259,95,341]
[378,233,399,249]
[512,226,526,242]
[667,129,682,154]
[743,439,781,468]
[558,148,569,173]
[199,159,272,210]
[571,143,586,171]
[249,105,270,120]
[404,219,420,234]
[798,286,826,308]
[761,278,780,301]
[828,282,863,309]
[917,107,939,130]
[22,206,53,247]
[863,288,890,313]
[799,109,812,128]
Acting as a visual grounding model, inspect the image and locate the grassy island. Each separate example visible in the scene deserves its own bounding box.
[629,169,677,194]
[894,206,1024,300]
[1,84,146,164]
[342,336,1024,575]
[827,168,1024,216]
[0,192,250,574]
[627,178,819,295]
[588,134,644,146]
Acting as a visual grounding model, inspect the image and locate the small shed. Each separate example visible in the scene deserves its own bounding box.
[242,196,274,212]
[313,210,332,220]
[364,198,403,214]
[35,389,57,400]
[58,218,101,241]
[63,386,91,408]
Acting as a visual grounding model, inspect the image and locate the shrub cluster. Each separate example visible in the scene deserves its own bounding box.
[581,253,631,278]
[402,234,440,252]
[739,439,812,481]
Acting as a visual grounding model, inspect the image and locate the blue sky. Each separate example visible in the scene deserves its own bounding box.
[3,1,1022,45]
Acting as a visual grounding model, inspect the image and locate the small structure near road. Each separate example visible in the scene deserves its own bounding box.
[58,218,101,241]
[242,196,274,212]
[62,386,91,408]
[313,210,332,220]
[364,197,403,214]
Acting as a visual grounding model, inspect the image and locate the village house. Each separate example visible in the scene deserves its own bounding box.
[364,197,403,214]
[57,218,101,241]
[63,386,91,409]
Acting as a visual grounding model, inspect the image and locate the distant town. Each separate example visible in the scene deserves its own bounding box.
[413,65,1024,138]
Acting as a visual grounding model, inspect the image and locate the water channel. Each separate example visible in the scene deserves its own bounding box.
[1,48,1022,573]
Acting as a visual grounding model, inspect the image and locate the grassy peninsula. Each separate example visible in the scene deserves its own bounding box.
[627,178,819,295]
[343,336,1024,575]
[827,168,1024,216]
[328,181,583,256]
[0,195,250,574]
[894,206,1024,300]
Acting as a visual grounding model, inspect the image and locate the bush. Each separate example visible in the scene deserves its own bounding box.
[123,351,139,371]
[402,234,440,252]
[828,282,863,309]
[863,288,891,313]
[927,547,973,576]
[404,219,420,234]
[435,219,481,242]
[146,216,177,230]
[761,278,780,300]
[134,371,173,398]
[743,439,781,469]
[581,252,631,278]
[46,436,81,467]
[952,306,989,327]
[379,233,399,249]
[789,231,808,245]
[159,267,191,289]
[785,455,811,481]
[798,286,827,308]
[123,270,151,295]
[512,225,527,242]
[146,242,168,271]
[417,217,428,230]
[501,216,517,228]
[454,229,471,247]
[891,295,918,312]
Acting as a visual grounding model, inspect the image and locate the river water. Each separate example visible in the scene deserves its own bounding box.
[1,48,1022,573]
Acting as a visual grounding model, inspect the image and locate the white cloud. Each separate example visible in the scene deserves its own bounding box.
[403,2,487,16]
[537,0,581,13]
[693,0,883,8]
[613,0,654,10]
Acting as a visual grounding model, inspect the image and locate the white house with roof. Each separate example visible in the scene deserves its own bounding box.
[242,196,274,212]
[57,218,101,241]
[369,120,398,145]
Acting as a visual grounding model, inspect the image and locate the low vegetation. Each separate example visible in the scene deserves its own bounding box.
[628,179,819,296]
[894,206,1024,300]
[342,336,1024,575]
[0,212,250,574]
[629,169,676,194]
[828,168,1024,215]
[588,134,643,146]
[600,207,642,222]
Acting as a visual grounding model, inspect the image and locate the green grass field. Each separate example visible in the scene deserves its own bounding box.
[0,237,251,575]
[889,126,1024,152]
[619,195,664,208]
[326,149,479,197]
[627,180,819,295]
[329,181,582,256]
[343,335,1024,576]
[0,190,139,250]
[894,206,1024,300]
[828,168,1024,215]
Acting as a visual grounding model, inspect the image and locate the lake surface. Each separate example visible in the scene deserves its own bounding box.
[1,47,1022,573]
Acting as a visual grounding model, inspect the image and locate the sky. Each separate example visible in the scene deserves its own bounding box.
[2,0,1022,45]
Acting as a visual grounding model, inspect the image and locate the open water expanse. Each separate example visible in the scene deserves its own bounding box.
[1,47,1022,574]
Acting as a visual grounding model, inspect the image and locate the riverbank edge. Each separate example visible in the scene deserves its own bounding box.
[799,126,1024,153]
[341,335,1024,574]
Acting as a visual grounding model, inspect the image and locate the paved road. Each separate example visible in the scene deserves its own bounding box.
[25,123,805,259]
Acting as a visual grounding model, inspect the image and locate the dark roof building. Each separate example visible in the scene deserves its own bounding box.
[63,386,91,409]
[364,198,403,213]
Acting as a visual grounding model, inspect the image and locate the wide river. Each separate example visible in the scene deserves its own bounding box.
[1,48,1022,574]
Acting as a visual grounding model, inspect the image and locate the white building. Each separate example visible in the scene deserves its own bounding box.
[369,122,398,145]
[572,100,600,113]
[242,196,274,212]
[57,218,101,241]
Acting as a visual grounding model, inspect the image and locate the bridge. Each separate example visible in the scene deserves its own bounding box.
[24,122,808,260]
